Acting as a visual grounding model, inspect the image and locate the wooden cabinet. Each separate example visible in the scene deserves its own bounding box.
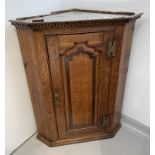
[10,9,142,146]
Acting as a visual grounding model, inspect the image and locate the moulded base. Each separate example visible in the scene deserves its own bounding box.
[37,124,121,147]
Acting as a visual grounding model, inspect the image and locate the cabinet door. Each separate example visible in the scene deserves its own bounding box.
[46,31,115,138]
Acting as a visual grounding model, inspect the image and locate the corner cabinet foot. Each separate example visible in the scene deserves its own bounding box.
[37,124,121,147]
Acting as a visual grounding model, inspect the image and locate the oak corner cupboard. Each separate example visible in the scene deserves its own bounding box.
[10,9,142,147]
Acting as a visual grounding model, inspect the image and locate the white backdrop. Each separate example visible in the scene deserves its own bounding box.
[6,0,149,154]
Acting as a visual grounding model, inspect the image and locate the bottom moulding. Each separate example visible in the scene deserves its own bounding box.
[37,124,121,147]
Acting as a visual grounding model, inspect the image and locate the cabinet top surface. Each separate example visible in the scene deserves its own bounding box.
[10,9,142,29]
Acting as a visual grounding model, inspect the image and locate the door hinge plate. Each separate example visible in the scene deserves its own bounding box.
[103,115,110,128]
[108,40,116,58]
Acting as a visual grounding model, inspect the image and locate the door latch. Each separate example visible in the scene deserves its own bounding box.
[108,40,116,58]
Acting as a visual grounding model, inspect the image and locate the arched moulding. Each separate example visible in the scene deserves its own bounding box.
[59,41,103,56]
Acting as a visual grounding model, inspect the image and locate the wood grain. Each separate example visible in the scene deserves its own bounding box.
[12,9,141,146]
[68,53,94,127]
[16,29,58,141]
[112,21,135,128]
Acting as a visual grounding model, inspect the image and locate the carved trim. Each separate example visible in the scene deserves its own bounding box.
[65,47,97,61]
[10,9,143,29]
[59,41,102,56]
[10,18,140,29]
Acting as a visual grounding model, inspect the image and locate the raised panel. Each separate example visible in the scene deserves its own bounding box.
[61,43,99,131]
[68,54,94,127]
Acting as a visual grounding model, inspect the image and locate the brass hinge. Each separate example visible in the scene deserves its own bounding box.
[103,115,110,128]
[108,40,116,58]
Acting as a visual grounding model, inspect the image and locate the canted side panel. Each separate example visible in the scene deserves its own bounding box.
[113,22,135,127]
[16,29,58,141]
[33,31,59,141]
[106,26,125,128]
[16,29,44,137]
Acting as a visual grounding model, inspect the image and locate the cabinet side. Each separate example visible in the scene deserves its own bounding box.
[113,21,135,127]
[16,29,58,142]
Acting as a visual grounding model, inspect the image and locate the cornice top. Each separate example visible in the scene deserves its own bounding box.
[10,9,143,29]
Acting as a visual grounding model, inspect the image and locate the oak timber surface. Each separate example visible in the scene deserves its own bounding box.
[10,8,142,147]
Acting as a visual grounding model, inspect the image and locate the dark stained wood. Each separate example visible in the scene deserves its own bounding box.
[11,9,142,147]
